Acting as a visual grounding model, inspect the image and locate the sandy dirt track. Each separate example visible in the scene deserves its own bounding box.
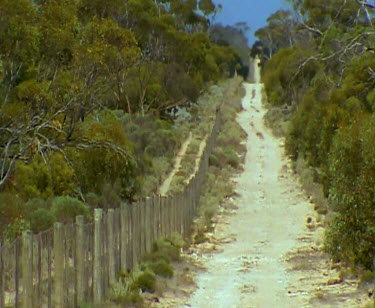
[184,63,314,308]
[148,61,371,308]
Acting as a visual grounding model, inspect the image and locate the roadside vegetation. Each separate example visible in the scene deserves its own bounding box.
[0,0,250,240]
[191,79,246,244]
[255,0,375,280]
[99,75,246,308]
[109,234,185,307]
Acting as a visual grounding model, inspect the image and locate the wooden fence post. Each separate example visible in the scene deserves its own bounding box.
[175,194,181,236]
[135,203,142,264]
[53,223,64,308]
[145,198,152,254]
[155,196,161,240]
[94,209,103,304]
[177,194,181,234]
[171,195,176,234]
[0,241,4,308]
[120,204,127,271]
[139,201,145,258]
[131,204,138,267]
[178,193,184,235]
[160,197,168,237]
[125,205,133,270]
[107,209,116,287]
[169,196,173,235]
[164,197,170,237]
[182,189,187,237]
[149,197,154,246]
[75,216,84,305]
[160,195,164,238]
[21,232,33,308]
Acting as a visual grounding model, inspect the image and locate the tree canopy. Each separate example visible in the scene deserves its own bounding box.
[260,0,375,270]
[0,0,245,238]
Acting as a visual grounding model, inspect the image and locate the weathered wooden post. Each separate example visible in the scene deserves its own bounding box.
[145,198,152,254]
[0,240,4,308]
[75,215,85,305]
[169,196,174,235]
[171,195,177,234]
[183,189,188,237]
[120,204,127,271]
[179,194,184,237]
[165,197,170,237]
[155,195,161,240]
[136,203,142,264]
[53,223,64,307]
[139,201,145,258]
[93,208,103,304]
[131,204,139,267]
[179,193,183,235]
[22,231,33,308]
[161,196,166,238]
[107,209,116,287]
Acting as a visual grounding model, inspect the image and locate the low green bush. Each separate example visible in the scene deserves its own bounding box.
[145,238,182,263]
[29,208,56,233]
[132,269,156,293]
[51,196,90,223]
[194,229,208,244]
[0,193,26,238]
[145,260,174,278]
[110,280,143,305]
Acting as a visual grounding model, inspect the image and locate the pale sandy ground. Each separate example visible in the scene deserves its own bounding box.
[149,61,372,308]
[159,132,193,196]
[185,70,312,308]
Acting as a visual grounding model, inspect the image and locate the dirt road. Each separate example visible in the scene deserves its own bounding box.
[185,61,314,308]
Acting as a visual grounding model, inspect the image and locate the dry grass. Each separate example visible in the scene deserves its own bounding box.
[166,77,244,194]
[190,78,246,241]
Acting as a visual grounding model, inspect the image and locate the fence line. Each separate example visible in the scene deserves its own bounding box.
[0,103,223,308]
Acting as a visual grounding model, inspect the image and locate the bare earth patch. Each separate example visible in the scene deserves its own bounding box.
[159,132,192,196]
[286,225,372,307]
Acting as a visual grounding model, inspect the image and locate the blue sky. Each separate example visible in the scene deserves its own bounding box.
[212,0,290,46]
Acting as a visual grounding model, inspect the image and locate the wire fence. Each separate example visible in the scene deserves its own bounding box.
[0,101,223,308]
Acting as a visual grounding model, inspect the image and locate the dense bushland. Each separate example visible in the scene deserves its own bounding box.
[0,0,249,239]
[256,0,375,271]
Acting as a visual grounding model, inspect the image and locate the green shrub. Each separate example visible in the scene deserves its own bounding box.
[28,208,56,233]
[25,197,49,211]
[194,229,208,244]
[223,147,240,169]
[324,115,375,269]
[209,153,220,167]
[49,152,76,196]
[145,238,181,263]
[0,193,26,237]
[84,192,101,209]
[110,280,143,305]
[99,182,122,209]
[132,269,156,293]
[13,156,53,200]
[51,196,90,223]
[3,218,30,240]
[145,260,174,278]
[73,121,139,201]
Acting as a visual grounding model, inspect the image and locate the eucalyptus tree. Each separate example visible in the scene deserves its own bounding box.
[261,0,375,269]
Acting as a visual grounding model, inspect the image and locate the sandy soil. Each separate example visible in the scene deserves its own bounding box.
[149,61,372,308]
[159,132,193,196]
[185,69,314,308]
